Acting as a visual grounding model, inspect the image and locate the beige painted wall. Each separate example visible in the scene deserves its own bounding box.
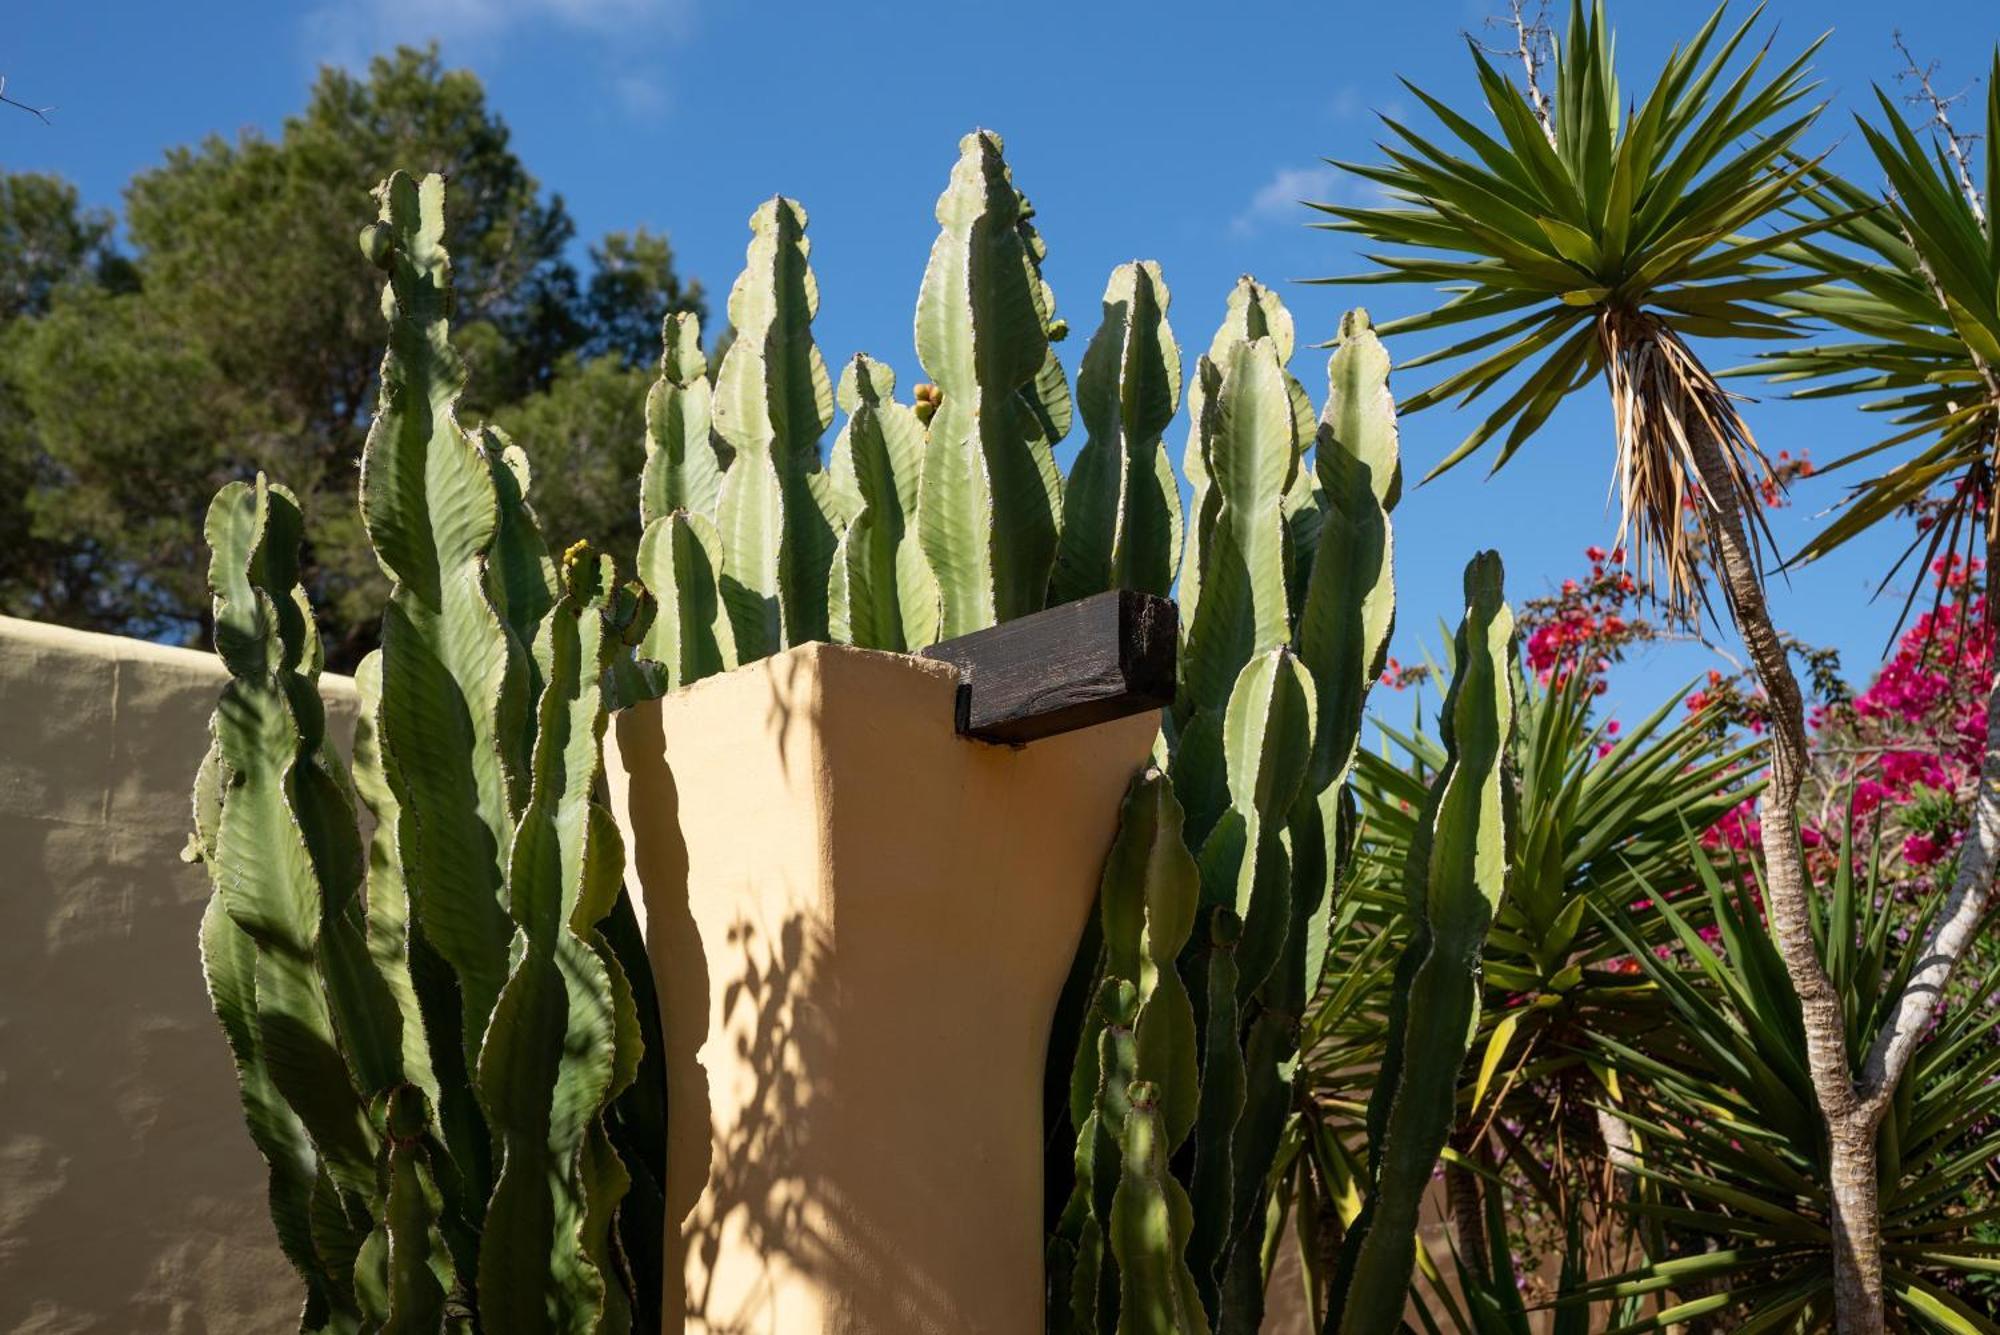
[608,642,1161,1334]
[0,616,349,1334]
[0,616,1332,1332]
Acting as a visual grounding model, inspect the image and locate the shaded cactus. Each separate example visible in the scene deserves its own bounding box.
[1330,553,1515,1335]
[192,172,664,1333]
[1053,769,1204,1328]
[1039,280,1506,1334]
[1184,908,1244,1320]
[1063,978,1144,1332]
[636,510,733,692]
[1051,261,1184,604]
[1111,1082,1210,1335]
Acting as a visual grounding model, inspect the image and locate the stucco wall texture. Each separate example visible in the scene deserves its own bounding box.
[607,642,1162,1334]
[0,615,351,1334]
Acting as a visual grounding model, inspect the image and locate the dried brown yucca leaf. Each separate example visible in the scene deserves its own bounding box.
[1600,306,1777,620]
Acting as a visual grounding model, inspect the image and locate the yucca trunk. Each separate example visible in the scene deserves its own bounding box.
[1678,407,1885,1333]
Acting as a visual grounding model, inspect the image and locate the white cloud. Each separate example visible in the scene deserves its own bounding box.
[1231,162,1398,236]
[611,72,669,116]
[300,0,692,121]
[308,0,691,49]
[1232,164,1342,236]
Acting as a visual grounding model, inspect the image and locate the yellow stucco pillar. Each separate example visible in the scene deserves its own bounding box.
[604,641,1159,1334]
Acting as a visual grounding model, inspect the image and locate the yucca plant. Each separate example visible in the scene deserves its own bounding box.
[1312,0,1824,613]
[1746,64,2000,1284]
[1308,4,1930,1326]
[1585,830,2000,1332]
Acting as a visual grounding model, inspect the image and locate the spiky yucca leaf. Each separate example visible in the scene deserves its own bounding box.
[1314,0,1827,612]
[1584,830,2000,1333]
[1751,56,2000,580]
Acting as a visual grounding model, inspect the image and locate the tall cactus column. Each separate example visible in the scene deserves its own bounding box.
[604,640,1161,1333]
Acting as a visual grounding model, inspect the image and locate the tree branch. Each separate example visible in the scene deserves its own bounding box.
[1892,32,1986,225]
[0,75,54,125]
[1474,0,1556,146]
[1853,206,2000,1118]
[1858,665,2000,1116]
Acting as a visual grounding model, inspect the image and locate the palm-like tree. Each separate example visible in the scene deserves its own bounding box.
[1746,53,2000,1334]
[1312,1,1823,614]
[1310,3,1909,1328]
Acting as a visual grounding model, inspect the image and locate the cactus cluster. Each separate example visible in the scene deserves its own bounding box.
[190,173,665,1334]
[614,132,1518,1334]
[193,132,1515,1334]
[1040,283,1517,1334]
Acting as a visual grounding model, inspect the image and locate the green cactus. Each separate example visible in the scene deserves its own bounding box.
[192,171,664,1333]
[190,140,1513,1335]
[1051,261,1183,604]
[635,509,733,691]
[1054,771,1202,1330]
[1180,339,1299,720]
[638,311,722,526]
[1035,278,1505,1333]
[1063,978,1144,1332]
[1175,277,1301,641]
[1183,908,1244,1320]
[712,197,837,655]
[1111,1082,1210,1335]
[825,355,941,650]
[602,147,1502,1335]
[916,129,1070,636]
[1330,553,1515,1335]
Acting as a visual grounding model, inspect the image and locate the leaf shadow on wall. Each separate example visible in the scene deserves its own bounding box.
[614,692,957,1333]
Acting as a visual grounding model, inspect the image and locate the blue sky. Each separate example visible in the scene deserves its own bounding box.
[6,0,1996,718]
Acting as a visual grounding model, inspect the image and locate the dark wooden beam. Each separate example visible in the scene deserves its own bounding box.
[919,590,1177,745]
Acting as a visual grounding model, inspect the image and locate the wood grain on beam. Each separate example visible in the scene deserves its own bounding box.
[919,590,1177,745]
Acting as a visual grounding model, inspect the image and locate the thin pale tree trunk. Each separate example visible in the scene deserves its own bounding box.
[1682,426,1886,1331]
[1858,530,2000,1098]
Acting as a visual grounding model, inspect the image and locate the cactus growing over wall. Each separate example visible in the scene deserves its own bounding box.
[194,135,1512,1334]
[191,172,663,1333]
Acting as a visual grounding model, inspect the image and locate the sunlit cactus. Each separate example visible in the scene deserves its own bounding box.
[191,172,663,1333]
[192,142,1512,1335]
